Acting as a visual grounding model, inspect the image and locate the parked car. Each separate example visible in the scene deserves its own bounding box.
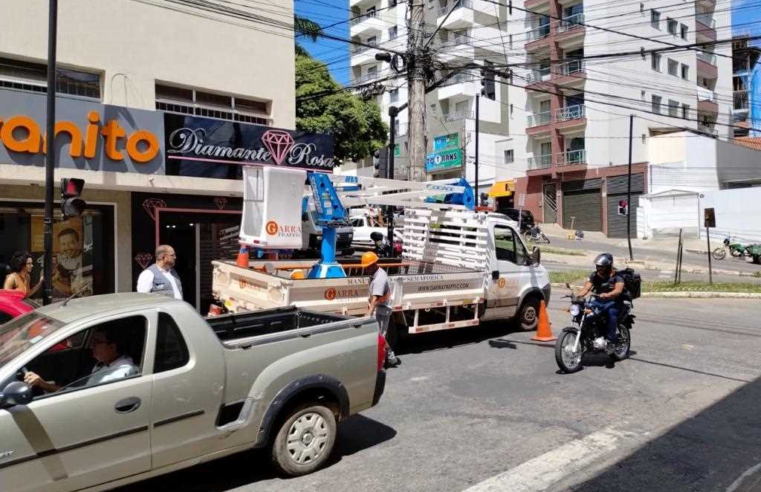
[496,208,535,232]
[0,294,386,491]
[349,214,403,249]
[0,289,35,324]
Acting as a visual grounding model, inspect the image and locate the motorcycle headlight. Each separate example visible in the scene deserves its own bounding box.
[569,304,581,317]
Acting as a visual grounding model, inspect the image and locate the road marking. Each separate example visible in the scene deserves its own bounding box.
[410,376,429,382]
[682,344,695,350]
[462,428,638,492]
[726,461,761,492]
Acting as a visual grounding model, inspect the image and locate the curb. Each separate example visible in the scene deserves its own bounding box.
[641,292,761,299]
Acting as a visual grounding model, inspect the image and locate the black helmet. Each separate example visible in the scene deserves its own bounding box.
[594,253,614,273]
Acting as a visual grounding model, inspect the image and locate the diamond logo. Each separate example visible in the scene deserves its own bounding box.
[214,197,227,210]
[261,130,295,166]
[142,198,167,222]
[135,253,153,270]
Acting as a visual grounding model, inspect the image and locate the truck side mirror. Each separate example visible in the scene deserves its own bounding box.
[301,213,309,222]
[531,246,541,265]
[0,381,33,407]
[492,270,500,280]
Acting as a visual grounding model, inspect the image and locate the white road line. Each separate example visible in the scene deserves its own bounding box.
[726,461,761,492]
[462,428,638,492]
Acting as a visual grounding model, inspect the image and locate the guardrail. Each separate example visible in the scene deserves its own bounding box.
[527,111,552,127]
[558,13,584,32]
[555,104,585,121]
[528,155,552,169]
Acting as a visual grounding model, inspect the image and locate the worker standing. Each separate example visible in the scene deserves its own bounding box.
[363,252,400,367]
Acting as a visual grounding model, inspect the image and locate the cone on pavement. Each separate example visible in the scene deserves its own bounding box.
[531,300,556,342]
[236,245,250,268]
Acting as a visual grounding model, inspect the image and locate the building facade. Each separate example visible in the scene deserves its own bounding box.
[731,36,761,138]
[0,0,312,312]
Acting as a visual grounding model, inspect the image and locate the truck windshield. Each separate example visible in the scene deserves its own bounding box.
[0,312,65,370]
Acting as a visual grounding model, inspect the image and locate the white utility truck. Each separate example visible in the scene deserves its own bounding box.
[212,167,551,338]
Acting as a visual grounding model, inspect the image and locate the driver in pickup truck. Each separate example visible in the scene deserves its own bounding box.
[24,328,139,392]
[574,253,626,355]
[363,252,399,367]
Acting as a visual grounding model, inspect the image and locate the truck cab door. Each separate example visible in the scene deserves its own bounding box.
[0,314,152,492]
[482,223,530,321]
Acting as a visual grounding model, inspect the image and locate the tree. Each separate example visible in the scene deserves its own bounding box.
[294,15,321,57]
[296,53,388,163]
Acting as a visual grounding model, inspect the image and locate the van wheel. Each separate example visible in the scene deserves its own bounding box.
[516,297,540,331]
[271,403,336,477]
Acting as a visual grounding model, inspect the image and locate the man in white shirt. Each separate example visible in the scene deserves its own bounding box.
[136,244,183,300]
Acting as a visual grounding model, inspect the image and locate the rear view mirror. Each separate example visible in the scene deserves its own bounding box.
[532,246,541,265]
[0,381,33,407]
[492,270,500,280]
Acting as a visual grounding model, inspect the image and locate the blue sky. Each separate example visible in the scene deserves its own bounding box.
[732,0,761,45]
[295,0,352,85]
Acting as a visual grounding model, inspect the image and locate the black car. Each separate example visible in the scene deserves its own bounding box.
[497,208,535,229]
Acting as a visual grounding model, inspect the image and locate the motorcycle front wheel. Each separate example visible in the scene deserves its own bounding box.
[611,326,631,361]
[555,330,584,373]
[712,248,726,260]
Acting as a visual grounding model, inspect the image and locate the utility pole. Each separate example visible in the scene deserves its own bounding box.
[626,114,634,261]
[43,0,58,305]
[407,0,427,182]
[475,94,480,204]
[386,105,399,257]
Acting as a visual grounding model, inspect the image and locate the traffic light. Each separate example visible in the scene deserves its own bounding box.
[480,67,496,100]
[373,148,388,178]
[618,200,628,216]
[60,178,86,218]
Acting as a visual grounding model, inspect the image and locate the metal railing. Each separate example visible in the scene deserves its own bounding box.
[697,51,717,66]
[697,86,716,102]
[558,13,584,32]
[443,111,474,122]
[352,42,378,55]
[528,154,552,169]
[350,9,378,26]
[557,60,585,76]
[696,12,716,28]
[439,0,473,17]
[557,149,587,165]
[527,111,552,127]
[555,104,585,121]
[526,24,551,42]
[355,71,381,83]
[526,66,551,84]
[734,90,750,110]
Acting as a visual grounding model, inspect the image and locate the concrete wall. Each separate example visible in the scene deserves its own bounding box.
[0,0,295,127]
[700,188,761,243]
[637,192,701,239]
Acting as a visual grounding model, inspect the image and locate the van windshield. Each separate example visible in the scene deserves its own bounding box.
[0,312,65,370]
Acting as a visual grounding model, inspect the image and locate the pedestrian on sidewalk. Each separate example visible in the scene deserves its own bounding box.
[136,245,183,300]
[362,251,399,367]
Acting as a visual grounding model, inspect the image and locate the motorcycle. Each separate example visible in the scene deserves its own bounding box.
[524,225,551,244]
[713,236,749,260]
[555,289,634,373]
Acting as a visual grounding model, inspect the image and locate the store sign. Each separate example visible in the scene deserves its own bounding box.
[163,113,334,172]
[393,143,401,157]
[0,88,165,174]
[425,148,463,174]
[433,133,459,151]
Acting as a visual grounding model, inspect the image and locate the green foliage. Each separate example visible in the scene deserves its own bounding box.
[296,53,388,163]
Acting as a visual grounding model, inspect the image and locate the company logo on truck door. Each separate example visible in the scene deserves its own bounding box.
[265,220,301,238]
[324,287,361,301]
[498,277,506,288]
[266,221,279,235]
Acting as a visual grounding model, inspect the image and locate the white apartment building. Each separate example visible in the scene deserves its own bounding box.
[504,0,733,236]
[349,0,512,195]
[0,0,313,311]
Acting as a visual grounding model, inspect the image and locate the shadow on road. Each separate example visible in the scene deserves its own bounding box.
[113,415,396,492]
[567,374,761,492]
[395,321,519,356]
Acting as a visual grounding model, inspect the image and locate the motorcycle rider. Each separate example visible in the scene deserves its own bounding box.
[575,253,626,354]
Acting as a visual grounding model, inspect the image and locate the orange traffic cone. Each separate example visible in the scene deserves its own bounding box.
[531,300,556,342]
[236,245,250,268]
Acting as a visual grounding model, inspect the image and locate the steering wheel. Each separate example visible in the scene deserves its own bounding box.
[15,366,29,382]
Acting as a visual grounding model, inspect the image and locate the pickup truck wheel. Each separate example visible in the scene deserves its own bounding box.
[272,403,336,477]
[517,297,540,331]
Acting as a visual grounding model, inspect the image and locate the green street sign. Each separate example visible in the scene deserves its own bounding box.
[425,148,463,173]
[434,133,459,151]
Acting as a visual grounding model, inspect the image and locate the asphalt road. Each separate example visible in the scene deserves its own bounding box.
[545,261,761,285]
[116,299,761,492]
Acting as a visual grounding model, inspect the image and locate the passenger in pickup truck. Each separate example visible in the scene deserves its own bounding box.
[363,252,399,367]
[24,328,139,393]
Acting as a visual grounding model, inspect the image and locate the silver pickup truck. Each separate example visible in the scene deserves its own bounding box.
[0,293,386,492]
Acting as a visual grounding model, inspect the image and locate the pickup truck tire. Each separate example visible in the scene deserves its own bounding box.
[516,297,540,331]
[271,403,337,477]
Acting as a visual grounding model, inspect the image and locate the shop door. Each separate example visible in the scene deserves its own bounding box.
[159,217,198,308]
[543,183,557,224]
[606,174,645,238]
[562,179,603,231]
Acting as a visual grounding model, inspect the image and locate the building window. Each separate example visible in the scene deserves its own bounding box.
[509,34,513,49]
[681,63,689,80]
[390,0,397,6]
[680,24,688,40]
[651,53,662,72]
[667,18,678,35]
[0,56,101,100]
[504,150,514,164]
[155,84,269,125]
[367,35,377,46]
[430,103,437,114]
[682,104,690,120]
[388,26,398,39]
[390,88,399,102]
[668,99,679,117]
[668,59,679,76]
[651,10,661,29]
[652,95,662,114]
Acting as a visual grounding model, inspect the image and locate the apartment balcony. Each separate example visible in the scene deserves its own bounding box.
[525,25,551,51]
[351,42,379,65]
[697,0,716,10]
[354,71,383,84]
[437,0,481,29]
[349,10,385,37]
[527,154,552,170]
[443,111,475,122]
[554,60,586,85]
[438,75,480,101]
[556,13,585,41]
[555,104,586,131]
[350,0,377,8]
[525,66,552,88]
[697,51,719,79]
[526,111,552,135]
[697,87,719,114]
[436,37,476,62]
[696,12,717,42]
[557,149,587,167]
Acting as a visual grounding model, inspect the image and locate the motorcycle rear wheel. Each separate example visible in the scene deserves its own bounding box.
[555,330,583,373]
[712,248,726,260]
[611,326,631,361]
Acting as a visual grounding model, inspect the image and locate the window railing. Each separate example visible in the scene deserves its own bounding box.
[526,66,551,84]
[527,111,552,127]
[734,90,749,110]
[697,86,715,102]
[528,154,552,169]
[696,12,716,28]
[350,9,378,25]
[559,13,584,32]
[555,104,585,121]
[557,149,587,165]
[527,24,551,42]
[556,60,585,76]
[355,71,382,83]
[439,0,473,16]
[352,42,378,55]
[697,51,717,66]
[444,111,474,122]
